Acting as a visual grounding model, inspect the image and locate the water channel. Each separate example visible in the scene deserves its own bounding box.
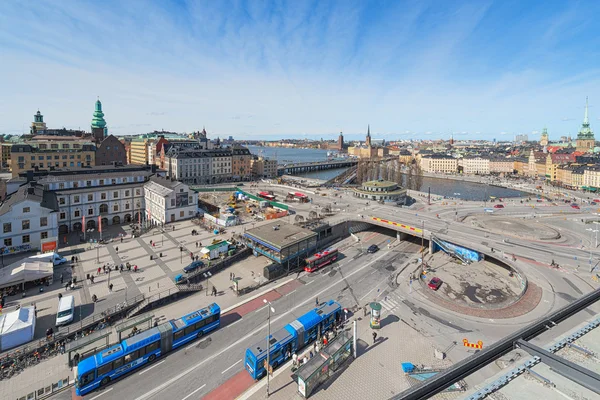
[247,145,527,201]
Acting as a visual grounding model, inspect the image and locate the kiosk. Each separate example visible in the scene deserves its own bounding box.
[369,302,382,329]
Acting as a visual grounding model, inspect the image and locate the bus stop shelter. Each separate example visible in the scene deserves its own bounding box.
[65,330,111,368]
[295,330,354,398]
[114,313,155,341]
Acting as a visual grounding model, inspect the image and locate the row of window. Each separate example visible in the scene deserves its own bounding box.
[173,315,219,341]
[22,154,88,161]
[3,217,47,233]
[53,177,144,190]
[3,232,48,247]
[58,203,141,220]
[37,143,83,150]
[59,189,141,204]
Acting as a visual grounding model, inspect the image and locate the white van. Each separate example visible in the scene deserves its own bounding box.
[56,295,75,326]
[27,252,68,266]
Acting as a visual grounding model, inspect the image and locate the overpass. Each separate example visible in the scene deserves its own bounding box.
[277,159,358,176]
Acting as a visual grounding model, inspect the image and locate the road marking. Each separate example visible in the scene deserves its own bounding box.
[227,318,243,328]
[305,280,314,285]
[181,384,206,400]
[359,275,391,301]
[255,305,268,313]
[89,388,113,400]
[221,359,242,374]
[134,250,390,400]
[285,290,296,296]
[138,359,165,375]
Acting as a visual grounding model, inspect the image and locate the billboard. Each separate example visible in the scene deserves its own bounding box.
[176,192,189,207]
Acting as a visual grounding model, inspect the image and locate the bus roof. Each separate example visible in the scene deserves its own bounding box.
[172,303,220,330]
[247,324,296,360]
[297,300,341,331]
[122,327,161,353]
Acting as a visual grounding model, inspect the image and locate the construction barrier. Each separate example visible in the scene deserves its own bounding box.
[463,339,483,349]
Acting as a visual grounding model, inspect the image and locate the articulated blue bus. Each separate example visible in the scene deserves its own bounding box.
[245,300,342,380]
[75,303,220,396]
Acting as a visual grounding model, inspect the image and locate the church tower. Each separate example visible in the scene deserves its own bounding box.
[337,131,344,151]
[91,98,108,143]
[540,126,549,146]
[30,110,47,134]
[365,125,372,147]
[576,97,595,152]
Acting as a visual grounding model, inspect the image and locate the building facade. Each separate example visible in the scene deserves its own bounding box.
[353,180,407,204]
[95,135,127,166]
[231,147,252,181]
[576,98,595,153]
[459,157,490,175]
[144,177,198,224]
[420,155,458,173]
[489,158,514,174]
[0,183,59,254]
[10,139,96,177]
[251,156,278,179]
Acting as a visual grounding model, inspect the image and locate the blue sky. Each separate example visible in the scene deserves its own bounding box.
[1,0,600,141]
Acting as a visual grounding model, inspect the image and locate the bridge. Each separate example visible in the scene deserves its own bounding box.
[277,159,358,176]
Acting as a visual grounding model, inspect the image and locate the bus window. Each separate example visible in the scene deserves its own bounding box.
[80,371,95,385]
[124,350,139,363]
[97,363,111,376]
[196,320,206,329]
[145,342,159,354]
[113,358,124,369]
[138,346,146,357]
[174,330,184,341]
[184,326,195,336]
[271,350,281,360]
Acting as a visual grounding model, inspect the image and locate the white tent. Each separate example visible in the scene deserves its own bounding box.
[0,306,36,351]
[0,260,53,289]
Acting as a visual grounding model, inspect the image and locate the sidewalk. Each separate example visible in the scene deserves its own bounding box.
[0,256,293,400]
[238,311,462,400]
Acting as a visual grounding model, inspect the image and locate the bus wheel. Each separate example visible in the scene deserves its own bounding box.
[272,361,278,369]
[100,377,110,386]
[148,354,156,363]
[197,331,204,339]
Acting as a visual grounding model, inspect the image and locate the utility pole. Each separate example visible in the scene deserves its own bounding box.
[420,220,425,273]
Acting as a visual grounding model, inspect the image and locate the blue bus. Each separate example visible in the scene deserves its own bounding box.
[245,300,341,380]
[75,303,220,396]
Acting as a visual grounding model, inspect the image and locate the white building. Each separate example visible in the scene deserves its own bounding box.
[420,155,458,174]
[34,165,155,234]
[144,177,198,224]
[0,183,59,254]
[459,156,490,175]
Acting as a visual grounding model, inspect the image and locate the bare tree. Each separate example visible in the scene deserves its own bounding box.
[412,161,424,190]
[308,210,318,220]
[294,214,305,224]
[405,162,413,190]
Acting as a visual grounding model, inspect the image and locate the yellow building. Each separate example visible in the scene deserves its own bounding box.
[556,165,573,187]
[10,139,96,177]
[420,155,457,173]
[130,138,149,165]
[1,142,11,171]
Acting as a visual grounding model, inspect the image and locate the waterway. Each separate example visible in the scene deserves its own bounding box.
[246,145,526,201]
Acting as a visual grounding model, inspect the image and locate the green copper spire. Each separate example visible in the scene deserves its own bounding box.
[91,98,107,129]
[578,96,594,139]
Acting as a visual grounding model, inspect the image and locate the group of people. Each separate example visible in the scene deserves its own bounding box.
[97,263,137,275]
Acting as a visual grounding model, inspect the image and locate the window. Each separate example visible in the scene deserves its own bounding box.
[74,210,80,217]
[171,199,175,207]
[145,342,159,354]
[40,217,47,227]
[88,208,94,215]
[3,223,11,233]
[112,179,116,185]
[60,212,66,220]
[195,320,206,330]
[22,235,30,243]
[124,350,139,363]
[112,358,124,369]
[97,364,112,377]
[173,330,184,341]
[101,193,107,200]
[88,194,93,201]
[180,211,184,217]
[59,198,66,205]
[99,179,104,185]
[113,205,119,212]
[41,231,48,239]
[73,182,79,188]
[74,195,80,203]
[79,371,95,386]
[135,189,141,196]
[62,155,67,160]
[4,238,12,246]
[113,191,118,198]
[22,220,30,230]
[184,326,195,336]
[62,144,69,149]
[125,203,130,210]
[23,207,30,213]
[125,190,130,197]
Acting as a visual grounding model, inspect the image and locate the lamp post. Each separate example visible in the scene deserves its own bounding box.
[263,298,275,397]
[453,193,460,221]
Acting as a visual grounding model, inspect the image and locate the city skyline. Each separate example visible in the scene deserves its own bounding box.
[2,1,600,140]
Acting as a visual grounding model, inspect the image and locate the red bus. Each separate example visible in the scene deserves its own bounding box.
[287,192,309,203]
[304,249,339,272]
[258,192,276,201]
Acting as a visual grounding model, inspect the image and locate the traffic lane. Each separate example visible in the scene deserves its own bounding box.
[142,250,397,400]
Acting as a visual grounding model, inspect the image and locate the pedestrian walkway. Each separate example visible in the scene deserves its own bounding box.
[238,309,462,400]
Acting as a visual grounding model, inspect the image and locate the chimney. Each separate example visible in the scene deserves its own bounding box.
[26,170,34,183]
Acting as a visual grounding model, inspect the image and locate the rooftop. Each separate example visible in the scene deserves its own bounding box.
[245,221,317,250]
[0,183,58,216]
[362,180,398,188]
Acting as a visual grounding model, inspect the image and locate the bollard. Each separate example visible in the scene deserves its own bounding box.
[150,255,153,260]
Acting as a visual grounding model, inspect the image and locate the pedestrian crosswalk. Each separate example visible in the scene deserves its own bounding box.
[379,293,404,313]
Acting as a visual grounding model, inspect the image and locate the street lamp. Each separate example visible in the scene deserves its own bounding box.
[263,298,275,397]
[453,193,460,221]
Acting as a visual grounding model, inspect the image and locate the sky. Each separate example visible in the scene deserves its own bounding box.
[2,0,600,141]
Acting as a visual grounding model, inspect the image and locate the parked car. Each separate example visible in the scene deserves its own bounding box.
[367,244,379,254]
[591,201,597,206]
[183,260,204,273]
[571,204,580,209]
[493,204,504,209]
[428,277,443,291]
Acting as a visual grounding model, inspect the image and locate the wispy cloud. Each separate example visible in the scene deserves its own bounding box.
[1,1,600,139]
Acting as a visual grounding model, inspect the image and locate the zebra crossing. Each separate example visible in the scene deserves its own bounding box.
[378,293,404,313]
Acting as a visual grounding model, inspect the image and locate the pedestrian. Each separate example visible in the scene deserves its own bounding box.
[97,267,101,275]
[372,331,377,344]
[292,353,298,367]
[315,297,319,307]
[65,282,70,291]
[229,272,233,281]
[127,264,131,271]
[121,237,123,243]
[134,265,138,272]
[212,286,217,296]
[115,246,119,253]
[90,275,95,284]
[109,283,113,292]
[103,265,106,273]
[60,273,64,284]
[70,282,75,290]
[92,294,97,303]
[120,264,124,273]
[309,350,313,359]
[58,293,62,300]
[150,240,153,246]
[196,242,198,248]
[195,255,199,261]
[232,272,235,280]
[173,226,175,231]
